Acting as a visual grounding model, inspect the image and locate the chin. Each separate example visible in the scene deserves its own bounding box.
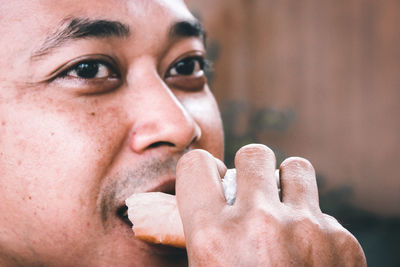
[85,215,188,267]
[92,242,188,267]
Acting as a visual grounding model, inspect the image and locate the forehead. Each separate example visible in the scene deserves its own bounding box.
[0,0,194,47]
[2,0,191,19]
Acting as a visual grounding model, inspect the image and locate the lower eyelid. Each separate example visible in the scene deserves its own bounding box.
[47,72,122,95]
[165,75,206,91]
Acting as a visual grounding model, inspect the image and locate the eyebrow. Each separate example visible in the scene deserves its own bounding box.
[169,20,206,45]
[31,17,206,60]
[31,17,130,59]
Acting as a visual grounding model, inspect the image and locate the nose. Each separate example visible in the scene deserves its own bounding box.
[128,70,201,153]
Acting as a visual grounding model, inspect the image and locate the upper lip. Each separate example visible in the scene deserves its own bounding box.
[146,178,176,195]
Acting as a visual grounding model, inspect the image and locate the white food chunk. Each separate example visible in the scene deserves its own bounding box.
[222,169,237,205]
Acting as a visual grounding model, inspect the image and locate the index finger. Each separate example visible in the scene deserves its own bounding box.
[175,149,227,231]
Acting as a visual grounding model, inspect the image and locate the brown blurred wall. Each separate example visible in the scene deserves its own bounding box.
[186,0,400,217]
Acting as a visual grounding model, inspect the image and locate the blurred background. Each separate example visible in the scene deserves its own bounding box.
[185,0,400,266]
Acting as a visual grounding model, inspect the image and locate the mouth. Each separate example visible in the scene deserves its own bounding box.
[116,179,176,228]
[116,205,133,227]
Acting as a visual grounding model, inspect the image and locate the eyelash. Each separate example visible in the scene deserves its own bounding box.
[165,56,210,78]
[59,60,119,80]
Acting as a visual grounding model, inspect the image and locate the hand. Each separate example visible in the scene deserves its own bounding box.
[176,144,366,266]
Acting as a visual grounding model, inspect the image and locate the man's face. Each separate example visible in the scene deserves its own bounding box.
[0,0,223,265]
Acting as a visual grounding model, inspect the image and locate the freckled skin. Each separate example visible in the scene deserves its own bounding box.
[0,0,366,266]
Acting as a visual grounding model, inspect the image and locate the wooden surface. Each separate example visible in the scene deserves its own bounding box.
[186,0,400,216]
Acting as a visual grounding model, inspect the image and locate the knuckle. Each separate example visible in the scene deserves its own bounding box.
[322,213,340,225]
[328,225,360,251]
[292,212,323,235]
[325,219,352,239]
[281,157,315,173]
[321,214,353,240]
[247,207,281,233]
[235,144,276,173]
[236,144,275,160]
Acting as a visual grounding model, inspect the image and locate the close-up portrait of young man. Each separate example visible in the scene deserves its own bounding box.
[0,0,368,266]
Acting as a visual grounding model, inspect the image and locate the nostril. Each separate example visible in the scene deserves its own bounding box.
[148,141,175,149]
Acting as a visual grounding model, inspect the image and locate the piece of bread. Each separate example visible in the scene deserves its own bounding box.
[125,192,186,248]
[125,169,280,248]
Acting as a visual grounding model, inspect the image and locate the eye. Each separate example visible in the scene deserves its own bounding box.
[47,55,122,95]
[164,56,210,91]
[166,56,205,78]
[64,60,117,79]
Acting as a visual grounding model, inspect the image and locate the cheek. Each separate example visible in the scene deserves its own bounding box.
[181,91,224,159]
[0,99,126,247]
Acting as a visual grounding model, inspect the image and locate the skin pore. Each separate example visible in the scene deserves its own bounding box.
[0,0,366,266]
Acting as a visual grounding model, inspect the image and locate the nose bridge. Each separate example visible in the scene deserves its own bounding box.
[128,66,201,153]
